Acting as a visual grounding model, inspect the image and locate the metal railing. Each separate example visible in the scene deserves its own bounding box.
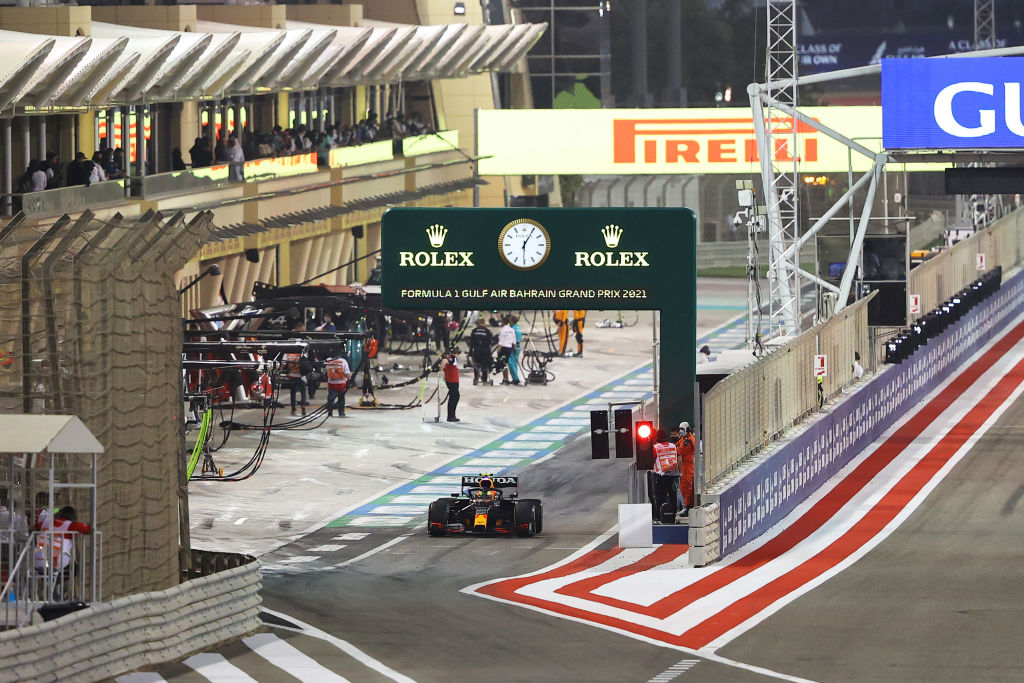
[1,531,102,629]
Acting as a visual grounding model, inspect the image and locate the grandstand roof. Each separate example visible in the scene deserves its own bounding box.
[0,17,547,114]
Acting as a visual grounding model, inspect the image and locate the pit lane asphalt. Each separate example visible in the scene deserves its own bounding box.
[259,435,777,683]
[717,386,1024,682]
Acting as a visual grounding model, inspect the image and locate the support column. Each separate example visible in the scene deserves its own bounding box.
[21,117,31,169]
[135,105,146,177]
[121,107,132,179]
[2,118,12,216]
[37,116,47,159]
[151,104,160,174]
[77,111,96,158]
[277,91,290,130]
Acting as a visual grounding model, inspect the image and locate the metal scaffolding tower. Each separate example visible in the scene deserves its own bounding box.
[961,0,1001,233]
[975,0,996,48]
[751,0,801,340]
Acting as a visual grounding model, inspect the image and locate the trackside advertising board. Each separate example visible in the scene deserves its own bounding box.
[476,107,937,175]
[883,57,1024,149]
[380,207,694,311]
[381,207,697,426]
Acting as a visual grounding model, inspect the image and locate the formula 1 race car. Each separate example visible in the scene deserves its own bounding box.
[427,475,543,537]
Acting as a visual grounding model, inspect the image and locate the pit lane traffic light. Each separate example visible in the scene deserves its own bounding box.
[614,408,633,458]
[589,410,609,459]
[634,420,655,470]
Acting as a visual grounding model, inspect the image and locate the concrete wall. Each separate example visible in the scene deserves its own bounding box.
[196,4,286,30]
[89,5,197,32]
[0,6,90,36]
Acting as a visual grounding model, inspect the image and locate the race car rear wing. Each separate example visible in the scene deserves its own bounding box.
[461,475,518,490]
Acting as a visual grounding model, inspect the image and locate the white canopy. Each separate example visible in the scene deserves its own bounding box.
[0,17,547,112]
[0,415,104,454]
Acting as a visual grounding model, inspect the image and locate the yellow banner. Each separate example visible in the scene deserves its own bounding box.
[244,152,319,180]
[402,130,459,157]
[329,140,394,168]
[478,107,937,175]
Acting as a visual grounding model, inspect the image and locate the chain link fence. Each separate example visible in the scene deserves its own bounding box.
[704,294,872,488]
[0,210,215,599]
[909,208,1024,315]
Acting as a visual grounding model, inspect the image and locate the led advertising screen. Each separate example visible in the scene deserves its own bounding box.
[882,57,1024,149]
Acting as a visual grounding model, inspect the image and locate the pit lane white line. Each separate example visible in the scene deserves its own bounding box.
[331,533,414,569]
[262,608,417,683]
[243,633,349,682]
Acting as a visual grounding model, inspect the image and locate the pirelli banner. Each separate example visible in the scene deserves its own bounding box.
[477,107,905,175]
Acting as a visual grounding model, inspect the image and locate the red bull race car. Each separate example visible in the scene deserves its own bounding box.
[427,475,543,537]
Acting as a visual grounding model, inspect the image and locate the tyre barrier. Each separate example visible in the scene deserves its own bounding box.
[0,553,261,683]
[698,267,1024,563]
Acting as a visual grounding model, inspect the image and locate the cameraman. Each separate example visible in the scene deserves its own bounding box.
[441,348,461,423]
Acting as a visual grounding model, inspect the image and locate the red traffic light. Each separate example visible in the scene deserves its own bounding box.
[634,421,655,470]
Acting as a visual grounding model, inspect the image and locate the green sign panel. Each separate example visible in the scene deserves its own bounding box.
[381,207,697,426]
[381,207,694,310]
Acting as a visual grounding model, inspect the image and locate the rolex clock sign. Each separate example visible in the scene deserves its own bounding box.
[381,208,695,310]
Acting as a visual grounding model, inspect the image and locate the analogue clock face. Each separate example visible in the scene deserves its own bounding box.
[498,219,551,271]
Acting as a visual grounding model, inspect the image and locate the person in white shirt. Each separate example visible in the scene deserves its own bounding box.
[696,345,712,364]
[853,351,864,379]
[497,318,517,385]
[226,136,245,181]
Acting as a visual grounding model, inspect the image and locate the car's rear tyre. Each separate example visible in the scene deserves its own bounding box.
[514,500,538,537]
[428,499,453,536]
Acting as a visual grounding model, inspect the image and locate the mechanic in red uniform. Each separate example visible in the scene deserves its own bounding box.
[676,421,696,516]
[441,348,461,422]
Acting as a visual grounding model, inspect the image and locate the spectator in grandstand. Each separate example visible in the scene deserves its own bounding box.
[171,147,187,171]
[296,125,313,151]
[214,137,228,163]
[45,151,60,188]
[697,345,712,363]
[66,152,87,186]
[380,111,395,140]
[226,135,245,181]
[22,160,47,192]
[278,131,297,155]
[358,112,379,143]
[408,111,428,135]
[189,137,211,168]
[393,112,409,138]
[85,158,105,185]
[243,134,258,162]
[103,149,123,179]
